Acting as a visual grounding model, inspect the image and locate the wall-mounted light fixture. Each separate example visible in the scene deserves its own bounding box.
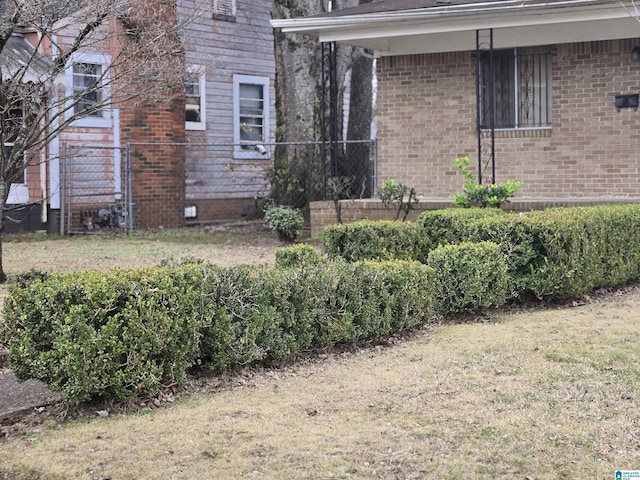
[632,46,640,62]
[615,94,639,112]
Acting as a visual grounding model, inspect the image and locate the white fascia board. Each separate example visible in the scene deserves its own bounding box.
[273,0,630,40]
[373,17,640,55]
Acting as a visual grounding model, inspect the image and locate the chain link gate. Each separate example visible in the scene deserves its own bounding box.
[60,143,133,235]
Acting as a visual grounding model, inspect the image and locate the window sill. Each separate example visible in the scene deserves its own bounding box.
[71,115,112,129]
[186,122,206,131]
[481,127,552,138]
[213,13,236,22]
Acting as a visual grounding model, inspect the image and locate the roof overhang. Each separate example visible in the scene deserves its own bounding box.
[272,0,640,56]
[0,36,52,82]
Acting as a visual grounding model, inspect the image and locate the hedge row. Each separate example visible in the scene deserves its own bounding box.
[323,204,640,301]
[321,220,432,263]
[421,204,640,300]
[0,260,434,403]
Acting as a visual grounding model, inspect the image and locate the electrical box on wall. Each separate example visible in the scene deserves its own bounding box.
[615,94,639,111]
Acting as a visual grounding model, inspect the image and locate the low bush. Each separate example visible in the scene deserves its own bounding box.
[198,260,435,369]
[451,155,522,208]
[522,205,640,299]
[417,208,506,246]
[1,259,435,403]
[0,265,204,403]
[275,243,323,268]
[321,220,431,263]
[264,205,304,242]
[427,241,510,316]
[433,204,640,301]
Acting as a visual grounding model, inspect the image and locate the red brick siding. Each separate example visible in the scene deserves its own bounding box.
[120,98,186,229]
[376,38,640,200]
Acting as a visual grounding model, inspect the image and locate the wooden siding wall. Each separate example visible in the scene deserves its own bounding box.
[180,0,276,221]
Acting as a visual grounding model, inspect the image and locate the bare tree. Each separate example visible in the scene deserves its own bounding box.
[0,0,198,282]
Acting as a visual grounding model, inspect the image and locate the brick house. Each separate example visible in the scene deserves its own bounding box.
[274,0,640,222]
[3,0,275,233]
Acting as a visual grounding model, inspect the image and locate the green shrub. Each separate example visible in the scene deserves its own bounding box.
[275,243,323,268]
[0,265,204,403]
[375,179,420,221]
[417,208,506,246]
[197,265,316,371]
[198,260,435,369]
[321,220,431,263]
[521,205,640,299]
[307,260,435,347]
[427,204,640,301]
[427,241,510,316]
[265,205,304,242]
[452,156,522,208]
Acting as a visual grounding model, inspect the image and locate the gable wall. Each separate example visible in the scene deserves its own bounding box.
[376,38,640,200]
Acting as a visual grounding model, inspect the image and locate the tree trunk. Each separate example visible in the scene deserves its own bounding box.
[271,0,363,208]
[0,180,8,283]
[344,47,373,198]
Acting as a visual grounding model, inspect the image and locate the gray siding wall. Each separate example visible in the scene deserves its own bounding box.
[179,0,276,202]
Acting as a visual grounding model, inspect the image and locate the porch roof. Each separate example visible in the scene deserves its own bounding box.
[271,0,640,56]
[0,36,51,82]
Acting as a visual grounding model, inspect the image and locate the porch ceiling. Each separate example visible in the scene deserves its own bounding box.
[272,0,640,55]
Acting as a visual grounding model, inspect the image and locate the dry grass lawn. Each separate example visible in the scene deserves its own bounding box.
[1,228,639,479]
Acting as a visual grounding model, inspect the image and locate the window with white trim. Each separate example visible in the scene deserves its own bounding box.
[73,62,103,116]
[66,53,111,128]
[480,47,552,129]
[2,100,28,203]
[186,67,206,130]
[233,75,269,158]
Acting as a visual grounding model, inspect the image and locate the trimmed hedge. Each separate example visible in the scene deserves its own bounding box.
[275,243,323,268]
[198,260,435,370]
[417,208,506,246]
[321,220,431,263]
[1,265,204,403]
[1,260,435,403]
[435,204,640,300]
[427,241,510,316]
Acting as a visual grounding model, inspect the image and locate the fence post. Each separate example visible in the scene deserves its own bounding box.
[126,143,134,232]
[60,143,65,236]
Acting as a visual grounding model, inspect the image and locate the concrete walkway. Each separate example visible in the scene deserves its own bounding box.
[0,370,60,420]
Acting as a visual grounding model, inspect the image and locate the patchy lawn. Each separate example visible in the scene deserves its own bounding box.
[0,227,639,478]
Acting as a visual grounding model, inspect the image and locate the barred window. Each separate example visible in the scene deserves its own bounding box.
[480,47,552,129]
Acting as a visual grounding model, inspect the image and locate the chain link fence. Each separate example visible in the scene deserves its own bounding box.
[60,143,132,235]
[269,139,376,209]
[60,139,376,233]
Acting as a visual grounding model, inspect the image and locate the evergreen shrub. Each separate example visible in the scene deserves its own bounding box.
[275,243,323,268]
[321,220,431,262]
[0,265,204,403]
[427,241,510,316]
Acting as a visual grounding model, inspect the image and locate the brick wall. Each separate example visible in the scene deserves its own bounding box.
[376,38,640,200]
[187,197,263,222]
[120,99,186,229]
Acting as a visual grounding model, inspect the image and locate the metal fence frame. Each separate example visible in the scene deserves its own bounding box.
[60,143,133,235]
[59,139,377,234]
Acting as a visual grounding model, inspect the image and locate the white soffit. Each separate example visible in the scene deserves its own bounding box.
[272,0,640,55]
